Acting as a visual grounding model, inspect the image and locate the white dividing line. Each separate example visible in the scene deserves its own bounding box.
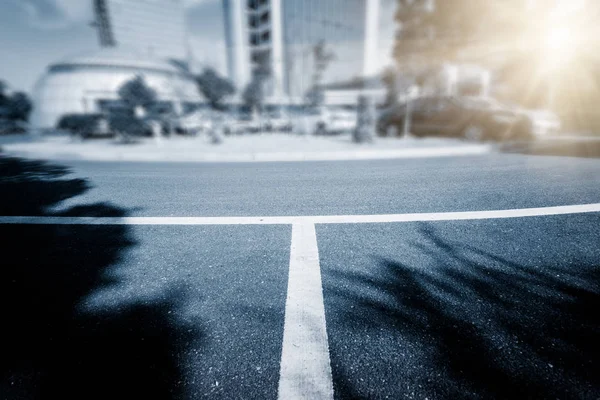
[1,203,600,225]
[278,223,333,400]
[309,202,600,224]
[0,216,299,225]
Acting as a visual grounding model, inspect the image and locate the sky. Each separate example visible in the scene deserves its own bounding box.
[0,0,396,93]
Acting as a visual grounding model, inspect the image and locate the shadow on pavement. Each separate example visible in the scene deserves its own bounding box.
[0,156,195,399]
[328,224,599,399]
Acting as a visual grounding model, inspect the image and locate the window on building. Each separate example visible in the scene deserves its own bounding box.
[248,14,259,28]
[251,49,271,70]
[261,30,270,44]
[260,11,269,25]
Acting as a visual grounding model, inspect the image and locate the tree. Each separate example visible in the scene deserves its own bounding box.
[243,51,271,112]
[118,75,157,113]
[115,76,158,139]
[393,0,517,68]
[393,0,600,132]
[7,92,33,121]
[0,81,33,122]
[242,78,265,113]
[0,80,8,107]
[0,80,6,92]
[305,87,324,107]
[306,40,335,107]
[195,68,235,110]
[382,67,399,107]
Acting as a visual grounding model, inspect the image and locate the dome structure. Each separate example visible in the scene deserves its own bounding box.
[31,48,203,129]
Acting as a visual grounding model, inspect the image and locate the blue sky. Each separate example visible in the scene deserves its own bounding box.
[0,0,227,92]
[0,0,395,93]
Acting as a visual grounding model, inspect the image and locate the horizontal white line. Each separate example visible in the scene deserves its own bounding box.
[310,203,600,224]
[1,203,599,225]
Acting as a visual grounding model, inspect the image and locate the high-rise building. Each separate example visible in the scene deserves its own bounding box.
[93,0,188,62]
[223,0,380,102]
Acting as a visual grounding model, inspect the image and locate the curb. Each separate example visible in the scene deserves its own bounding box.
[4,145,492,163]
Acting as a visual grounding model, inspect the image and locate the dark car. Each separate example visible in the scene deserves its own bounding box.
[377,96,532,141]
[57,113,112,138]
[0,119,27,135]
[109,113,154,137]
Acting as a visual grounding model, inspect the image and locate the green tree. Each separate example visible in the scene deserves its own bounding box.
[305,87,324,107]
[195,68,235,110]
[382,67,399,107]
[8,92,33,121]
[242,78,265,113]
[0,81,33,122]
[0,80,9,108]
[306,40,335,106]
[118,75,157,112]
[393,0,521,69]
[394,0,600,132]
[243,51,271,112]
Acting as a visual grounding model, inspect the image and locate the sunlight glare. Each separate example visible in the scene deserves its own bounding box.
[545,26,572,52]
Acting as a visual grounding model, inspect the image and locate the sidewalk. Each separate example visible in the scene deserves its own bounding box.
[0,133,491,163]
[500,134,600,158]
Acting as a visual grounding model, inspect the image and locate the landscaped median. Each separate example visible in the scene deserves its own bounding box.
[0,133,492,163]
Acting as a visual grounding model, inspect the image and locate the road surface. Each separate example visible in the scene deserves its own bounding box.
[1,153,599,399]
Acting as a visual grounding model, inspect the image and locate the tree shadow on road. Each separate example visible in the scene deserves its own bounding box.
[327,224,599,399]
[0,156,196,399]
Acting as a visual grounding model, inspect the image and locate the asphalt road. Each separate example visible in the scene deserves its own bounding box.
[1,153,599,399]
[33,154,600,217]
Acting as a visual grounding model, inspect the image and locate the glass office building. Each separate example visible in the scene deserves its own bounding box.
[223,0,380,102]
[93,0,188,62]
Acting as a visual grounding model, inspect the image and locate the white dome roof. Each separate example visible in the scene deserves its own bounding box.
[31,48,203,129]
[49,48,186,75]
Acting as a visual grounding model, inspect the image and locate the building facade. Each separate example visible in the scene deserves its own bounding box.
[223,0,380,102]
[93,0,188,62]
[30,49,202,129]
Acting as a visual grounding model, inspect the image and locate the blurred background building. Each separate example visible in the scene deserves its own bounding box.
[30,0,200,129]
[30,49,202,129]
[223,0,381,103]
[93,0,189,63]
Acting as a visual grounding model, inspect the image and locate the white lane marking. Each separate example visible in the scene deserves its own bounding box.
[278,223,333,400]
[309,202,600,224]
[1,203,599,225]
[0,216,300,225]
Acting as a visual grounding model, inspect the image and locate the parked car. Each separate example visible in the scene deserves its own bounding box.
[108,114,153,137]
[0,119,27,135]
[311,107,357,135]
[174,110,213,135]
[57,113,113,138]
[377,96,533,141]
[519,109,561,137]
[264,111,293,132]
[223,113,261,135]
